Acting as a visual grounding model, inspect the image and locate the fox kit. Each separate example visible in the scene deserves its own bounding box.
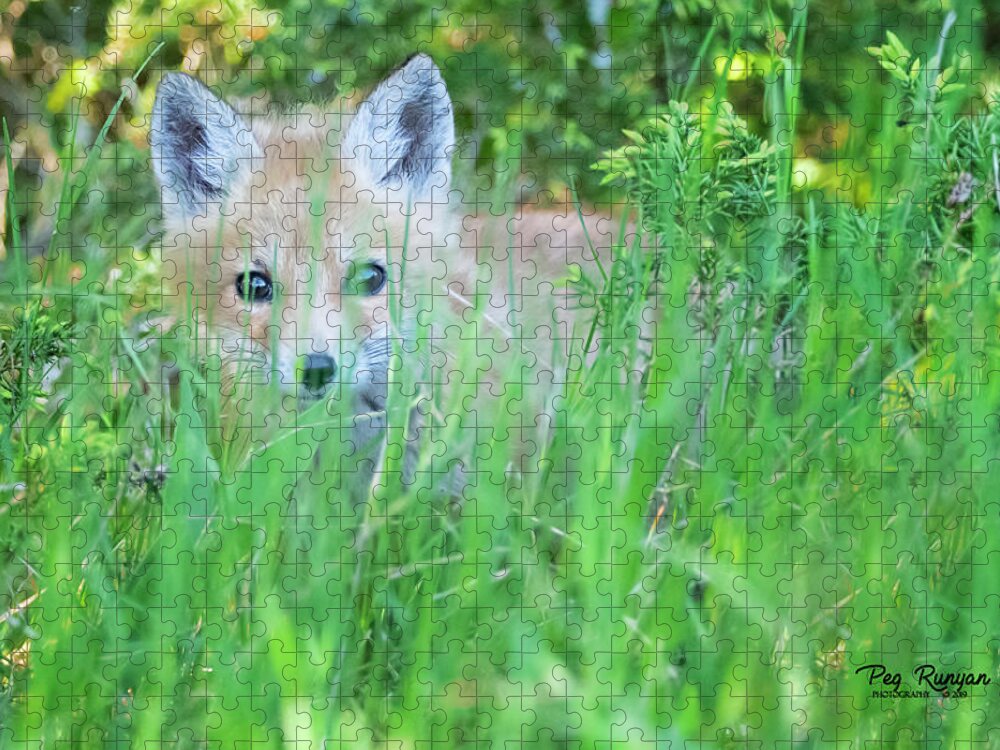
[150,55,622,488]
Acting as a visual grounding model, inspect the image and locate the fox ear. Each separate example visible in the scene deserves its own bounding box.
[150,73,260,217]
[342,54,454,199]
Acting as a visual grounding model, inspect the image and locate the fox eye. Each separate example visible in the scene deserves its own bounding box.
[236,271,273,303]
[346,263,387,296]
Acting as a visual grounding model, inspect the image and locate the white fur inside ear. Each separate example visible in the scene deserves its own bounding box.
[342,54,455,201]
[150,73,261,217]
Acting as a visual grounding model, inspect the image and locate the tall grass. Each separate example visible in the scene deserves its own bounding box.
[1,11,1000,748]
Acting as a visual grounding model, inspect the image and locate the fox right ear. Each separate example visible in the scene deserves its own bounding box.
[150,73,260,218]
[342,54,454,201]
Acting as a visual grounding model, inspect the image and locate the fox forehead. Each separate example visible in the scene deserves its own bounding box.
[220,114,379,241]
[198,113,407,280]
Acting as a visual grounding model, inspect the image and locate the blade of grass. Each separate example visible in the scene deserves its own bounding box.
[2,119,22,273]
[680,19,719,104]
[47,42,165,262]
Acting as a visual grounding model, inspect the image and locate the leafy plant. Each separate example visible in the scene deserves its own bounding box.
[0,301,74,433]
[593,100,779,237]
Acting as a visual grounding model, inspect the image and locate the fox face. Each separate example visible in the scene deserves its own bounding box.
[150,55,456,414]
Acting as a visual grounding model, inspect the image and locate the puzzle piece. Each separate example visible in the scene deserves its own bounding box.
[0,1,998,746]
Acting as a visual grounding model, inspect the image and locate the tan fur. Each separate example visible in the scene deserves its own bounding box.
[161,112,406,390]
[160,106,627,397]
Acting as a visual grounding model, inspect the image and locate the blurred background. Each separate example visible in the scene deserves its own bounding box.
[0,0,991,237]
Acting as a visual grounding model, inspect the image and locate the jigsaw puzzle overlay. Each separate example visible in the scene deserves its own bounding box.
[1,1,999,746]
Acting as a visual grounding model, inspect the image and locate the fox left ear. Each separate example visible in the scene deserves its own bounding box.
[342,54,454,200]
[150,73,260,219]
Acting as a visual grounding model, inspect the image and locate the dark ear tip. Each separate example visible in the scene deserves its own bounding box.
[399,53,443,80]
[156,71,187,90]
[151,74,189,143]
[154,72,214,103]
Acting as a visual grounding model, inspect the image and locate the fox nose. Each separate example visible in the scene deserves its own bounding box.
[301,353,337,391]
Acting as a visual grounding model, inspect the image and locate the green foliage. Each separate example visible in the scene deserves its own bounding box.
[594,101,779,238]
[867,31,926,88]
[0,301,74,424]
[2,4,1000,748]
[594,101,704,235]
[867,21,968,127]
[712,104,780,222]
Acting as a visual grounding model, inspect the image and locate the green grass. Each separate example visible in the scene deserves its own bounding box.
[2,12,1000,748]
